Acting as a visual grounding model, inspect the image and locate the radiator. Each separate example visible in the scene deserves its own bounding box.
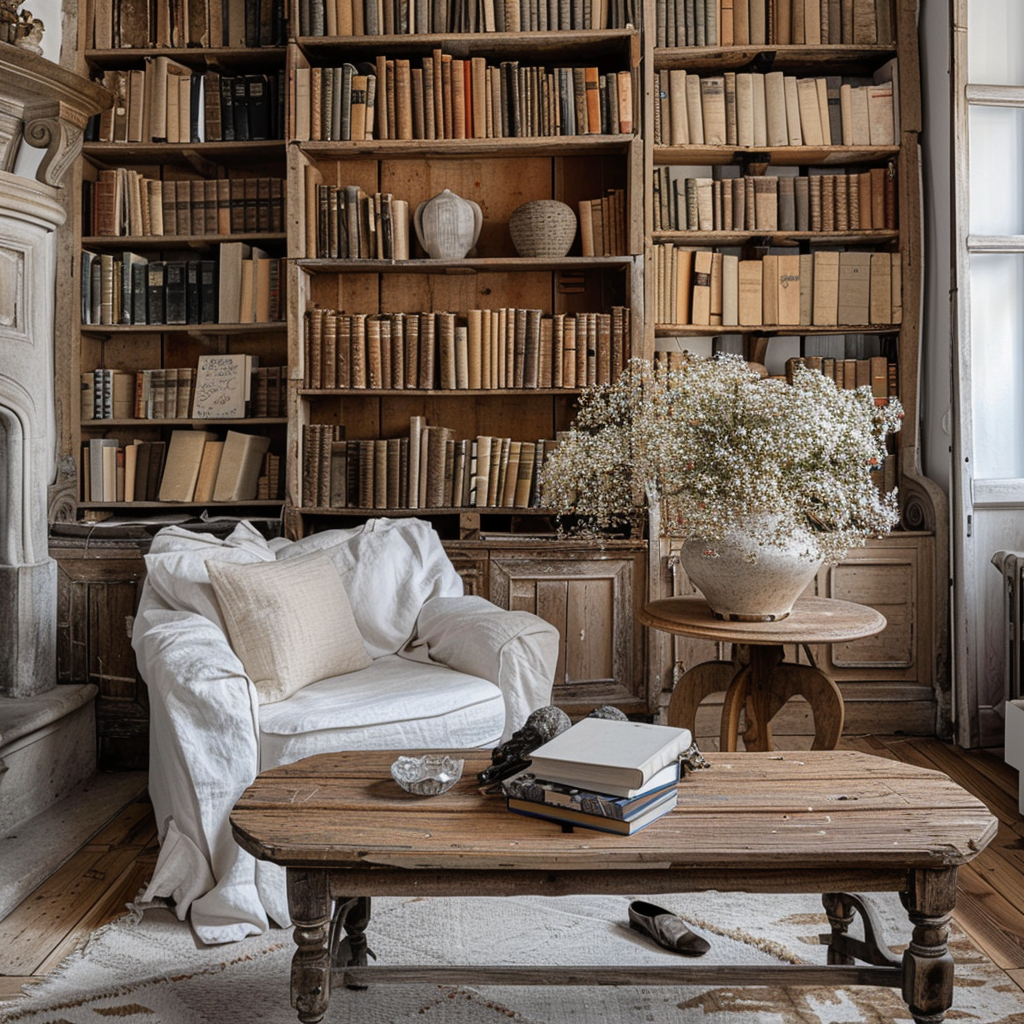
[993,550,1024,701]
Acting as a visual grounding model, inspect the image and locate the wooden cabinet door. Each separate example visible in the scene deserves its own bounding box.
[52,540,149,770]
[488,543,647,716]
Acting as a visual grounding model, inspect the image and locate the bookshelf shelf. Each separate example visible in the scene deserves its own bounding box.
[83,233,288,251]
[299,388,581,396]
[85,46,287,70]
[82,417,289,427]
[83,141,287,167]
[79,323,286,335]
[298,136,636,159]
[297,504,554,515]
[653,144,900,167]
[295,255,637,273]
[652,229,899,245]
[653,44,897,73]
[80,500,285,510]
[296,28,639,59]
[653,323,899,337]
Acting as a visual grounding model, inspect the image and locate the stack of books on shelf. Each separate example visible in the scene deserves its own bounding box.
[656,0,894,46]
[310,184,410,259]
[90,0,286,50]
[578,189,627,256]
[304,307,630,391]
[652,166,896,233]
[292,55,633,142]
[84,172,285,239]
[651,245,901,328]
[653,62,897,148]
[302,419,562,511]
[81,429,277,504]
[500,718,693,835]
[89,63,285,144]
[298,0,636,34]
[82,356,284,421]
[80,243,285,327]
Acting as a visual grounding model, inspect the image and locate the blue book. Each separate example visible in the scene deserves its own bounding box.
[501,761,680,820]
[506,789,678,835]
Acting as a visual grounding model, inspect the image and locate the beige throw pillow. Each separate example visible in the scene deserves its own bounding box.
[206,551,372,704]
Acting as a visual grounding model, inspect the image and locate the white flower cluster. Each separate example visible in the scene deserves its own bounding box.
[541,353,902,564]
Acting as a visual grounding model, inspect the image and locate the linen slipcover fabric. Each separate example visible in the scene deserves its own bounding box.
[132,517,558,944]
[206,551,372,704]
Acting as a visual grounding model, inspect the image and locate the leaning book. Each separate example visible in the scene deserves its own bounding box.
[501,761,680,821]
[525,718,693,797]
[506,789,679,836]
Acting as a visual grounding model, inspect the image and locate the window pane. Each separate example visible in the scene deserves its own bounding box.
[969,106,1024,235]
[968,0,1024,85]
[970,253,1024,478]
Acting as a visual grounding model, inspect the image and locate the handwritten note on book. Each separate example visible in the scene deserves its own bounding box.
[193,355,248,418]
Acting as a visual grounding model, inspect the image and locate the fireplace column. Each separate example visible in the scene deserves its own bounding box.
[0,44,109,699]
[0,176,63,697]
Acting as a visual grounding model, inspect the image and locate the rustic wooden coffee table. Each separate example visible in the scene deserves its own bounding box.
[230,749,996,1024]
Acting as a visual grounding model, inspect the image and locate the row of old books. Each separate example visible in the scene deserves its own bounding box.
[303,307,631,391]
[82,360,285,421]
[298,0,635,33]
[501,718,692,835]
[84,172,285,239]
[80,244,285,326]
[578,189,627,256]
[89,63,285,144]
[785,354,895,399]
[312,186,411,259]
[81,430,278,504]
[302,420,562,510]
[653,63,897,148]
[90,0,285,49]
[655,0,894,47]
[294,56,633,142]
[652,167,896,233]
[652,245,902,327]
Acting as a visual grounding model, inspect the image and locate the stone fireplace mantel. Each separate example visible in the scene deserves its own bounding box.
[0,41,110,186]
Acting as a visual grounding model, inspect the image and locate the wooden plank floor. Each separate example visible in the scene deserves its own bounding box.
[0,735,1021,1002]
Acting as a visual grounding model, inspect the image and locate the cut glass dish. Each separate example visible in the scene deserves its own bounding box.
[390,754,465,796]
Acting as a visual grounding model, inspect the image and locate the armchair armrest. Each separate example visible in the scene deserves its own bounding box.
[406,595,559,741]
[132,606,284,943]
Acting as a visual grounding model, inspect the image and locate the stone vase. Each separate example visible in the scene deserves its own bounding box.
[413,189,483,259]
[679,519,823,622]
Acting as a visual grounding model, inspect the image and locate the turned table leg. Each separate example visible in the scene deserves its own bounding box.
[288,868,333,1024]
[902,869,959,1024]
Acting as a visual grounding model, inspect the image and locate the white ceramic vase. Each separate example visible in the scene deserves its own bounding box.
[413,189,483,259]
[679,518,823,622]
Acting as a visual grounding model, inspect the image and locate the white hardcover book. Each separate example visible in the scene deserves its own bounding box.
[526,718,693,796]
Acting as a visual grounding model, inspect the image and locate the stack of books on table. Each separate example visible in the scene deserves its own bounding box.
[501,718,692,836]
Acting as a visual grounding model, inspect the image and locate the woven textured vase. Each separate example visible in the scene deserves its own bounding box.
[679,520,823,622]
[509,199,577,257]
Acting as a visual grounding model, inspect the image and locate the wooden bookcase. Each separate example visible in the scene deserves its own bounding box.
[59,0,946,754]
[643,0,949,741]
[72,40,290,517]
[283,21,651,715]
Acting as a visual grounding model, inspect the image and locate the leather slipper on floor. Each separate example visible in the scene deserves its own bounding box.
[627,900,711,956]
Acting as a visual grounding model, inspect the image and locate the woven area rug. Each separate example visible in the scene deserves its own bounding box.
[2,892,1022,1024]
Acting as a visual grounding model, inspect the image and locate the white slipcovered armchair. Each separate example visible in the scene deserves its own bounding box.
[131,516,558,944]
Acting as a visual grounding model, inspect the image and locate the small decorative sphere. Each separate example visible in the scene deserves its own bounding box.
[509,200,577,258]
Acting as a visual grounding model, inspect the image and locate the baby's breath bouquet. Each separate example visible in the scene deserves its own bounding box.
[541,353,903,566]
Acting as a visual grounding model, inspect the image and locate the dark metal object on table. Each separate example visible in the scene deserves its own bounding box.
[477,705,571,786]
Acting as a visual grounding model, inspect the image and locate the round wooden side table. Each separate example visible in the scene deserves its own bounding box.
[638,596,887,752]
